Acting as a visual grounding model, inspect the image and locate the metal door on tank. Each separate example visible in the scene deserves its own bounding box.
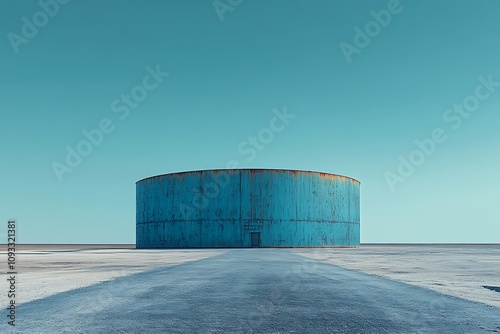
[250,232,260,247]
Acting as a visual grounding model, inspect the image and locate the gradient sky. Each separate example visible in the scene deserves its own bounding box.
[1,0,499,243]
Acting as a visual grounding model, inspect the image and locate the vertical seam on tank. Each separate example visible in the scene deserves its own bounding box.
[239,170,242,222]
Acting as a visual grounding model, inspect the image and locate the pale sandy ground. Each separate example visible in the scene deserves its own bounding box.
[0,245,226,305]
[1,245,499,310]
[291,244,500,308]
[10,249,500,334]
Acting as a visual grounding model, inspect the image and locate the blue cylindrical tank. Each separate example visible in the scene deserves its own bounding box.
[136,169,360,248]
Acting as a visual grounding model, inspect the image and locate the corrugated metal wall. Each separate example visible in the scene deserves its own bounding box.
[136,169,360,248]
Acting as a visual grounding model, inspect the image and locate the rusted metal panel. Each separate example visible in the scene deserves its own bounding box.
[136,169,360,248]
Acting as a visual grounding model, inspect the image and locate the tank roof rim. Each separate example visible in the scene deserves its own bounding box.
[136,169,360,184]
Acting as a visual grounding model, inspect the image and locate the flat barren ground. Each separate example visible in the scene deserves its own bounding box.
[2,245,225,305]
[292,244,500,308]
[1,245,499,333]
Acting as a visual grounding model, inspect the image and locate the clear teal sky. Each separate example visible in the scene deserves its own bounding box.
[1,0,499,243]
